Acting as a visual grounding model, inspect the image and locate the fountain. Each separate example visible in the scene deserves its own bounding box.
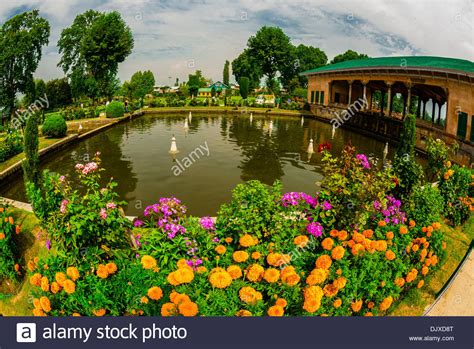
[250,113,253,124]
[331,124,336,139]
[169,136,179,154]
[383,142,389,159]
[269,120,273,136]
[307,139,314,154]
[189,111,192,122]
[184,118,189,129]
[301,116,304,126]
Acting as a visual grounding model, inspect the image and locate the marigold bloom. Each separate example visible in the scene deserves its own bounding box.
[67,267,80,281]
[27,260,36,272]
[331,246,345,260]
[167,272,180,286]
[227,265,243,279]
[303,298,321,313]
[367,301,375,309]
[239,286,262,304]
[306,268,327,285]
[233,250,249,263]
[251,251,261,260]
[16,225,21,234]
[32,308,45,317]
[0,233,6,240]
[400,226,408,234]
[267,305,284,317]
[412,244,419,252]
[209,270,233,288]
[385,250,396,261]
[177,259,190,269]
[432,222,441,230]
[33,298,41,309]
[338,230,348,241]
[174,268,195,284]
[263,268,280,283]
[41,276,50,292]
[105,263,117,274]
[161,303,177,316]
[386,231,394,240]
[51,281,61,294]
[215,245,226,255]
[30,273,42,287]
[39,296,51,313]
[321,237,334,251]
[323,283,338,297]
[63,279,76,294]
[379,296,393,311]
[147,286,163,300]
[378,220,386,227]
[236,309,252,316]
[351,300,363,312]
[364,312,373,317]
[352,232,365,243]
[329,229,339,237]
[315,255,332,270]
[141,296,149,304]
[282,272,300,286]
[351,243,365,256]
[395,277,405,287]
[363,229,374,238]
[304,285,324,301]
[72,313,81,316]
[333,276,347,290]
[333,298,342,308]
[276,298,287,308]
[173,293,191,305]
[93,308,106,317]
[239,234,258,247]
[224,237,233,243]
[375,240,388,252]
[96,264,109,279]
[141,255,157,270]
[421,266,429,276]
[246,264,264,282]
[293,235,309,247]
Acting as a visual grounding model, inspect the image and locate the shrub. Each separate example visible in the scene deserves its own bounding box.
[42,114,67,138]
[0,206,20,281]
[94,105,106,117]
[405,185,444,227]
[426,138,458,181]
[106,101,125,118]
[0,129,23,162]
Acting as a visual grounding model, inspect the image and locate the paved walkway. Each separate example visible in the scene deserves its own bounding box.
[426,249,474,316]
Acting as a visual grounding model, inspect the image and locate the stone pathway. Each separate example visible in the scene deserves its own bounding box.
[425,249,474,316]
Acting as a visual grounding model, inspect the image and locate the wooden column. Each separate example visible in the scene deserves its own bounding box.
[385,81,393,117]
[416,97,421,118]
[405,83,412,117]
[347,80,353,106]
[422,99,427,120]
[431,100,436,123]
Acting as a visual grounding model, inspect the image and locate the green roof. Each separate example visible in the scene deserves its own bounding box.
[301,56,474,75]
[198,88,212,92]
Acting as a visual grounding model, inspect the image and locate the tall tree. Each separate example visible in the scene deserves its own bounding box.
[58,10,133,99]
[330,49,368,64]
[0,10,50,120]
[247,26,296,91]
[295,44,328,88]
[187,70,208,97]
[239,77,249,100]
[223,60,230,85]
[45,78,73,109]
[232,50,261,90]
[124,70,155,104]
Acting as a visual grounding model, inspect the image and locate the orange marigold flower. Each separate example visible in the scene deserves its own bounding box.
[209,270,233,288]
[225,237,233,243]
[54,272,66,287]
[63,279,76,294]
[282,272,300,286]
[263,268,280,283]
[267,305,284,317]
[352,232,365,243]
[247,264,265,282]
[141,296,149,304]
[276,298,287,308]
[233,250,249,263]
[364,312,373,317]
[338,230,348,241]
[315,255,332,270]
[306,268,327,285]
[239,234,258,247]
[141,255,157,270]
[333,276,347,290]
[400,226,408,234]
[375,240,388,252]
[323,283,339,298]
[167,272,179,286]
[32,308,46,317]
[266,252,282,266]
[41,276,49,292]
[67,267,80,281]
[239,286,262,304]
[417,280,424,288]
[321,237,334,251]
[395,277,405,287]
[294,235,309,247]
[251,251,261,260]
[161,303,177,316]
[27,260,36,272]
[227,265,243,279]
[215,245,226,255]
[93,308,106,317]
[147,286,163,300]
[421,266,429,276]
[51,282,61,294]
[72,313,81,316]
[39,296,51,313]
[174,268,195,284]
[304,285,324,301]
[0,233,6,240]
[105,263,117,274]
[16,225,21,234]
[412,244,419,252]
[385,250,396,261]
[379,296,393,311]
[351,299,363,312]
[96,264,109,279]
[303,298,321,313]
[173,293,191,305]
[236,309,252,316]
[197,266,207,274]
[351,243,365,256]
[368,301,375,309]
[14,263,20,272]
[363,229,374,238]
[386,231,394,240]
[432,222,441,230]
[331,246,345,260]
[333,298,342,308]
[329,229,339,237]
[30,273,42,287]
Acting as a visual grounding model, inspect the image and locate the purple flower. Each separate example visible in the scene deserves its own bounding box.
[200,216,215,230]
[133,219,144,227]
[322,200,332,211]
[45,239,51,250]
[356,154,371,169]
[282,192,317,207]
[212,237,220,243]
[306,221,323,237]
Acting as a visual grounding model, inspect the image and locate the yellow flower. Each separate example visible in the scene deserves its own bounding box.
[333,298,342,308]
[239,286,262,305]
[226,265,243,279]
[63,279,76,294]
[276,298,287,308]
[141,296,149,304]
[55,272,67,286]
[141,255,157,270]
[66,267,80,281]
[306,268,328,285]
[209,270,233,288]
[263,268,280,283]
[178,301,199,316]
[351,300,363,312]
[174,268,194,284]
[51,282,61,294]
[236,309,252,316]
[246,264,264,282]
[93,308,106,317]
[315,255,332,270]
[161,303,177,316]
[225,237,233,243]
[39,296,51,313]
[293,235,309,247]
[251,251,261,260]
[29,273,42,287]
[379,296,393,311]
[239,234,258,247]
[215,245,226,255]
[147,286,163,300]
[96,264,109,279]
[40,276,50,292]
[233,250,249,263]
[303,298,321,313]
[267,305,284,317]
[331,246,345,260]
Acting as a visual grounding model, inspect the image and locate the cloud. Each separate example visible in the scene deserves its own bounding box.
[0,0,472,85]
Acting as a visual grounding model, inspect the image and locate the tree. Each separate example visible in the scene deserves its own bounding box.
[223,60,230,86]
[22,113,41,187]
[330,49,368,64]
[58,10,133,99]
[232,50,261,91]
[239,77,249,100]
[0,10,50,119]
[124,70,155,104]
[45,78,73,109]
[187,70,208,97]
[295,44,327,88]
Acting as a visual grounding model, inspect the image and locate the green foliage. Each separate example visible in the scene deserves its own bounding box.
[42,114,67,138]
[0,206,19,281]
[239,77,249,99]
[0,129,23,162]
[0,10,50,119]
[292,87,307,99]
[22,113,42,186]
[106,101,125,118]
[330,49,368,64]
[123,70,155,103]
[438,164,473,226]
[321,145,396,228]
[57,10,133,99]
[232,49,261,91]
[45,78,72,109]
[405,185,444,227]
[187,70,208,97]
[223,60,230,86]
[294,44,327,87]
[425,138,458,181]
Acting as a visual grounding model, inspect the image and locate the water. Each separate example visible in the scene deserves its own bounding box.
[1,113,393,216]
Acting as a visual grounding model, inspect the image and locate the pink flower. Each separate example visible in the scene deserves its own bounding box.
[59,175,66,182]
[306,221,323,237]
[60,199,69,214]
[82,162,98,175]
[100,208,107,220]
[106,202,116,209]
[75,164,84,171]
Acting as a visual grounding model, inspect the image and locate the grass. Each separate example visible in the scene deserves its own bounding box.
[0,137,59,172]
[390,215,474,315]
[0,207,47,316]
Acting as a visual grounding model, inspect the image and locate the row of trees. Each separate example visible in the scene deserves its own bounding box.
[231,26,368,93]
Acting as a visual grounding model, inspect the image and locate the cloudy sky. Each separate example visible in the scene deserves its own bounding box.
[1,0,473,85]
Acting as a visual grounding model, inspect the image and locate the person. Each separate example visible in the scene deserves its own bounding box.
[124,100,129,113]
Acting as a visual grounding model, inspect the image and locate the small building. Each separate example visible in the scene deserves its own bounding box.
[301,56,474,163]
[198,81,230,97]
[198,87,213,97]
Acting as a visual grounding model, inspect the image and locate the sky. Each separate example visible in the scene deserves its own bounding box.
[1,0,473,85]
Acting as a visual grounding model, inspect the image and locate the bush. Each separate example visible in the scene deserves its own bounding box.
[0,129,23,162]
[405,185,444,227]
[106,101,125,118]
[42,114,67,138]
[94,105,106,117]
[0,206,19,281]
